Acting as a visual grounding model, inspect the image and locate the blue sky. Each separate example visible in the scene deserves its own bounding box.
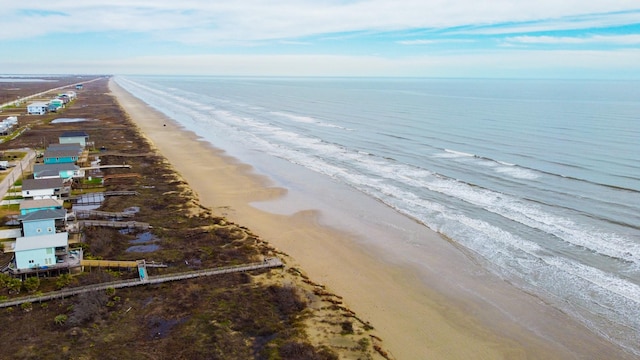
[2,1,640,78]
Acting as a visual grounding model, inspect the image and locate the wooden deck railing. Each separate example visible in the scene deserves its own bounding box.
[80,259,138,268]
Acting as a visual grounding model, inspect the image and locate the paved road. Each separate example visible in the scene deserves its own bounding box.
[0,148,36,200]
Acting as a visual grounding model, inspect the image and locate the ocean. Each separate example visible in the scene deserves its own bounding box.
[115,76,640,356]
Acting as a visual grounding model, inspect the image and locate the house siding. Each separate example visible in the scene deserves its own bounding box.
[59,136,87,147]
[43,156,77,164]
[15,248,56,269]
[22,219,57,237]
[21,188,58,199]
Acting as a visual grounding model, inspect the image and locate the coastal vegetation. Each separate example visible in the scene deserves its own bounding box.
[0,77,389,359]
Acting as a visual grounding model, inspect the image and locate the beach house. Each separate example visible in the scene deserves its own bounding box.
[21,178,66,200]
[14,208,69,270]
[33,163,84,180]
[27,102,49,115]
[43,149,79,164]
[19,198,65,215]
[59,131,89,147]
[46,143,83,153]
[0,116,17,135]
[48,98,65,112]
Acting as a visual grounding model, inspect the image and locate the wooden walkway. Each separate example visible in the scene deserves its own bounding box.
[80,259,138,268]
[70,191,138,201]
[80,259,167,269]
[75,209,135,219]
[103,173,141,181]
[78,220,150,230]
[80,164,132,170]
[0,258,283,308]
[104,191,139,196]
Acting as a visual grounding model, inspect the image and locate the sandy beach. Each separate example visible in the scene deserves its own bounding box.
[108,79,630,360]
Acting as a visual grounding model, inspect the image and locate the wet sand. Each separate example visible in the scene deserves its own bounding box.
[109,79,631,360]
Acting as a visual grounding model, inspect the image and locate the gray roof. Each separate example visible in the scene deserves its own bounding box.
[60,131,89,138]
[20,198,64,210]
[15,232,69,252]
[44,149,79,159]
[34,163,79,173]
[34,164,80,179]
[47,143,82,152]
[18,208,67,222]
[21,178,64,191]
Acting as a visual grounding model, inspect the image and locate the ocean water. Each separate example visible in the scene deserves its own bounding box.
[115,76,640,355]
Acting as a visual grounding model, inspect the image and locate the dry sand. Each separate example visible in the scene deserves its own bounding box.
[109,79,625,360]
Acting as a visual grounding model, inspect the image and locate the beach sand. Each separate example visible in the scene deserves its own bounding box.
[109,79,629,360]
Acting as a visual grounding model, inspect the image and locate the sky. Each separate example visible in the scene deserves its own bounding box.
[1,1,640,78]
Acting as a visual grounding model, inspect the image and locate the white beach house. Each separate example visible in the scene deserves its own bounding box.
[27,102,49,115]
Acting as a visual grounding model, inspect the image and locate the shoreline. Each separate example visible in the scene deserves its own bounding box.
[108,78,630,359]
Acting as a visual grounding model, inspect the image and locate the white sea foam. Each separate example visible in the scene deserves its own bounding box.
[116,76,640,356]
[271,111,350,130]
[433,149,475,158]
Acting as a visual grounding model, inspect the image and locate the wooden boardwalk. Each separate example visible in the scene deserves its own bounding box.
[78,220,150,230]
[103,173,141,181]
[0,258,283,308]
[70,191,138,202]
[80,259,138,268]
[80,164,132,170]
[75,209,135,219]
[81,259,167,269]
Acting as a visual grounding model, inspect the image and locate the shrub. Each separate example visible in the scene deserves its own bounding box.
[56,274,73,289]
[6,278,22,294]
[54,314,68,326]
[23,277,40,293]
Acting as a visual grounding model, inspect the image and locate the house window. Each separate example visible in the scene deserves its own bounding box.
[46,248,53,254]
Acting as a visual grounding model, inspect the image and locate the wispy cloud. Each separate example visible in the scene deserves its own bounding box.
[397,39,475,45]
[2,1,639,43]
[506,34,640,45]
[452,10,640,36]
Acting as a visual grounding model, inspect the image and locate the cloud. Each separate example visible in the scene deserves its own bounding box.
[1,1,639,43]
[397,40,438,45]
[11,49,637,78]
[506,34,640,45]
[397,39,475,45]
[452,10,640,36]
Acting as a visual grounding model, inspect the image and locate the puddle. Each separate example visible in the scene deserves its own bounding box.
[148,317,189,339]
[51,118,95,124]
[129,231,158,244]
[126,244,160,253]
[123,206,140,214]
